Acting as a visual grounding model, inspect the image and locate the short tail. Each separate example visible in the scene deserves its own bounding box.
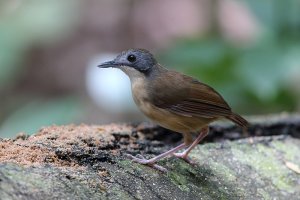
[226,113,249,128]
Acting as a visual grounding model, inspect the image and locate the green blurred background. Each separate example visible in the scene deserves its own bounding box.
[0,0,299,138]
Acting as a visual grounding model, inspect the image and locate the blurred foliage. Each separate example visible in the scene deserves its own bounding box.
[160,0,300,115]
[0,0,300,138]
[0,0,81,138]
[0,97,83,138]
[0,0,79,87]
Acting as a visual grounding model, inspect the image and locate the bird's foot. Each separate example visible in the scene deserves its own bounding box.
[125,154,168,172]
[173,152,196,165]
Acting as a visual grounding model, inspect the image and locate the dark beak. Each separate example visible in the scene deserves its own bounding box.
[97,60,118,68]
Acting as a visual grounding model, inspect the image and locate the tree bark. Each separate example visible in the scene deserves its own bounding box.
[0,114,300,199]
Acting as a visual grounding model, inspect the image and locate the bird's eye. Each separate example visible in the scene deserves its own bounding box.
[127,54,136,62]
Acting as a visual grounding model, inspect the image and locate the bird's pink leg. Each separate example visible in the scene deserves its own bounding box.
[174,127,209,163]
[126,143,186,172]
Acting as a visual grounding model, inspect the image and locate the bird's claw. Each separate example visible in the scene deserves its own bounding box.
[125,154,151,164]
[173,152,196,165]
[125,154,168,172]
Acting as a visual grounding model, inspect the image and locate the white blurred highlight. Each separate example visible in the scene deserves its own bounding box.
[86,54,136,113]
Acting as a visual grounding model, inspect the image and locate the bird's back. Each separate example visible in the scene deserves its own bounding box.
[145,66,248,128]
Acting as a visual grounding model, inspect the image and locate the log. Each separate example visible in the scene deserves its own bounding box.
[0,114,300,199]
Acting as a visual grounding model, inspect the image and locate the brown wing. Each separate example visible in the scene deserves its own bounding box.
[149,70,232,119]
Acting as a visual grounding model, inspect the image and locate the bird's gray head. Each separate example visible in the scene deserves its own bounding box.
[98,49,157,79]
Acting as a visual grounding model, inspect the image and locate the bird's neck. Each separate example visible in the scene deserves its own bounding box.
[130,64,168,105]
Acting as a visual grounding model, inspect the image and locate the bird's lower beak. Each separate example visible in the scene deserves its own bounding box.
[97,60,118,68]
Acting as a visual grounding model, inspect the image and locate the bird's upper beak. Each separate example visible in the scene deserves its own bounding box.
[97,60,118,68]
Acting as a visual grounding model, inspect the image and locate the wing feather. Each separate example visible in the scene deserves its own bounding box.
[150,70,232,119]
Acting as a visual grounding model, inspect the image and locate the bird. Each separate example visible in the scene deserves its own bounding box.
[98,48,248,172]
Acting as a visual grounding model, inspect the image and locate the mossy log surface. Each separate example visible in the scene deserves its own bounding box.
[0,114,300,200]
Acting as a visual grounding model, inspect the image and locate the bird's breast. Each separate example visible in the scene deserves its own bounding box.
[131,78,164,121]
[131,78,150,109]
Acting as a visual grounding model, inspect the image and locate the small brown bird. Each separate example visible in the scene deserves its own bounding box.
[98,49,248,172]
